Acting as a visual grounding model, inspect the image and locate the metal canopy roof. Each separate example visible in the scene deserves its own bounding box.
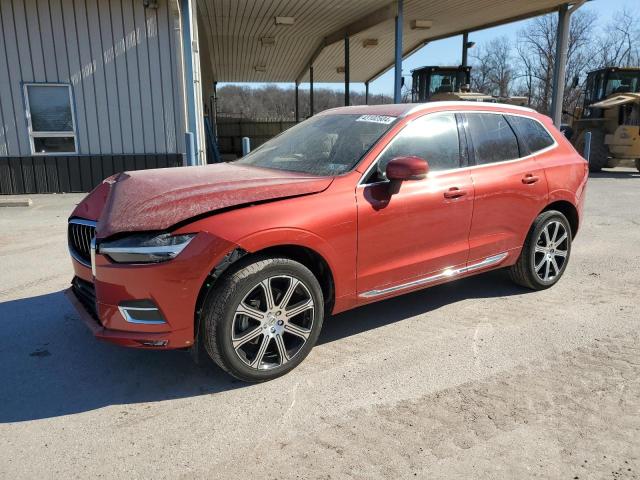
[196,0,571,84]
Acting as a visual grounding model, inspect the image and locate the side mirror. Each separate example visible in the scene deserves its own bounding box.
[386,156,429,181]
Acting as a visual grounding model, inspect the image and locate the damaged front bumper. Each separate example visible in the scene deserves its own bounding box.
[66,231,237,349]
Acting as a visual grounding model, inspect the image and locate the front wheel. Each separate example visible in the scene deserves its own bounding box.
[635,159,640,173]
[201,257,324,382]
[509,211,572,290]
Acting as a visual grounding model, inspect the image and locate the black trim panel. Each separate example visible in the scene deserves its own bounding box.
[0,154,184,194]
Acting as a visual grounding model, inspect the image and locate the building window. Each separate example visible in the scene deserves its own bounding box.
[24,83,77,155]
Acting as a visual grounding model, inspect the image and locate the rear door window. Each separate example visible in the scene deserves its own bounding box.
[465,113,520,165]
[507,115,555,155]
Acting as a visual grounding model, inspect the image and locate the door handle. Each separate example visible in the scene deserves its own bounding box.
[443,187,467,199]
[522,174,540,185]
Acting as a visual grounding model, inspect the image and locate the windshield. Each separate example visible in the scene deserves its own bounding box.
[429,71,467,96]
[604,71,640,96]
[234,114,396,176]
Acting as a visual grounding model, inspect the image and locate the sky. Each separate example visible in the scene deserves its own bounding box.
[223,0,638,96]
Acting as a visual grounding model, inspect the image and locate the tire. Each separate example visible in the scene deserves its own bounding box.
[509,211,572,290]
[635,159,640,173]
[574,130,609,173]
[200,256,324,382]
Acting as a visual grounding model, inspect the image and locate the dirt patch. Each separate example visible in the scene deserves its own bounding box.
[228,334,640,479]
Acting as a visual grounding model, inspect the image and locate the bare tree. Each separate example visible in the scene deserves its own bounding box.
[514,9,595,116]
[487,37,514,97]
[470,45,492,93]
[216,84,392,120]
[470,37,514,97]
[597,8,640,67]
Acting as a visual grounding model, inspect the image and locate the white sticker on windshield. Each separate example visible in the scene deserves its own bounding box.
[356,115,396,125]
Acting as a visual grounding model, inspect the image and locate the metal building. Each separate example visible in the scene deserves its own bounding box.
[0,0,582,194]
[0,0,187,194]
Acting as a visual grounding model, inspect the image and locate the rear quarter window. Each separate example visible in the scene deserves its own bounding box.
[507,115,555,154]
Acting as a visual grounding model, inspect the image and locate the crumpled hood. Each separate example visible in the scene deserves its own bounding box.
[72,163,333,238]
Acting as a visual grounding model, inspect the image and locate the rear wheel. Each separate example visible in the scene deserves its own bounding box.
[635,159,640,173]
[201,257,324,382]
[509,211,572,290]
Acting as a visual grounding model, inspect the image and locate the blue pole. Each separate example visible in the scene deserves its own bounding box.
[242,137,251,156]
[185,132,196,166]
[583,131,592,161]
[344,34,350,106]
[393,0,403,103]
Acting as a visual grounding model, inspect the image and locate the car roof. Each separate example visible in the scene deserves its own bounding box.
[317,101,540,119]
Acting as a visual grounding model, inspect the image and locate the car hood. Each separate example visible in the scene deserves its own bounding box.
[71,163,333,238]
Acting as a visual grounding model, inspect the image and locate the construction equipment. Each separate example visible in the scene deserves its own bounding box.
[569,67,640,172]
[410,65,527,106]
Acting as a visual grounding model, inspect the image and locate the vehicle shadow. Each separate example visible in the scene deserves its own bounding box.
[319,269,524,344]
[0,270,526,423]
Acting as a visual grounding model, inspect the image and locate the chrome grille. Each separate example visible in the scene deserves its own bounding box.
[68,218,96,267]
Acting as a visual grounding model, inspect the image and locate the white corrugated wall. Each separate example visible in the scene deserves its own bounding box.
[0,0,185,157]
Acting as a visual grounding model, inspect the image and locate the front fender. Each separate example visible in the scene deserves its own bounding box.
[235,227,355,311]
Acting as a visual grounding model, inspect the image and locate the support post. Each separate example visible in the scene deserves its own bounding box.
[550,3,570,127]
[309,65,314,116]
[461,32,469,67]
[365,81,369,105]
[583,131,592,161]
[179,0,205,165]
[393,0,403,103]
[242,137,251,156]
[344,34,350,106]
[295,82,299,122]
[212,81,218,139]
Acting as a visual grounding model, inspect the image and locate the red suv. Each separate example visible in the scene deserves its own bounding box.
[67,102,588,381]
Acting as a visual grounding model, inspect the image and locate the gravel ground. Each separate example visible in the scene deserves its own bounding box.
[0,168,639,479]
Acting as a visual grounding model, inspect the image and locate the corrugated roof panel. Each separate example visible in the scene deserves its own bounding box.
[197,0,570,83]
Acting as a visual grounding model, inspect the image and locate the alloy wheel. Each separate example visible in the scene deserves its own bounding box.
[231,275,315,370]
[533,220,569,282]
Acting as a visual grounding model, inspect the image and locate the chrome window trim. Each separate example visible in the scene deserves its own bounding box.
[68,218,97,268]
[357,109,558,187]
[359,252,508,298]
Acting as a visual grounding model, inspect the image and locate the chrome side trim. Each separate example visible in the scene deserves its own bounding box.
[118,306,167,325]
[359,252,508,299]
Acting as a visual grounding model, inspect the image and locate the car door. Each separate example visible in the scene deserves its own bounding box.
[356,112,475,298]
[463,112,549,263]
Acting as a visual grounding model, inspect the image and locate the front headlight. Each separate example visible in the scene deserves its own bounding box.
[98,232,196,264]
